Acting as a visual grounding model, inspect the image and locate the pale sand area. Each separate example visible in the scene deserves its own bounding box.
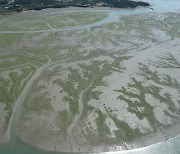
[17,37,180,152]
[86,39,180,152]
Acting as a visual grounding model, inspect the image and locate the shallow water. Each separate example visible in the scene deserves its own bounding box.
[0,135,180,154]
[0,0,180,154]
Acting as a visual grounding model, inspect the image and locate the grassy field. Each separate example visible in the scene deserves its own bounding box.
[0,12,108,31]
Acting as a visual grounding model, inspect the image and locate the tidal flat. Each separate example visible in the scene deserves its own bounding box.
[0,8,180,153]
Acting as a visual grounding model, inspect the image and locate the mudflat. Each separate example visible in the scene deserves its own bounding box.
[0,8,180,153]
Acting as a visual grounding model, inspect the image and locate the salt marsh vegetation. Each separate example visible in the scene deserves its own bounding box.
[0,9,180,152]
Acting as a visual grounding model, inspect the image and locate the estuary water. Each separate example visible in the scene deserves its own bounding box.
[0,0,180,154]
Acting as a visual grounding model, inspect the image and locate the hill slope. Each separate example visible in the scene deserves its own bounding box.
[0,0,149,13]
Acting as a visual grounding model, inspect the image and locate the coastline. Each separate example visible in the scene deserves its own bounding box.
[16,123,180,153]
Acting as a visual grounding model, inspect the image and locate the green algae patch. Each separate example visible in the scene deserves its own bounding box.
[0,33,24,48]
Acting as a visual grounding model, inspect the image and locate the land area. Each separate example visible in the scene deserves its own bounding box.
[0,0,149,14]
[0,7,180,153]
